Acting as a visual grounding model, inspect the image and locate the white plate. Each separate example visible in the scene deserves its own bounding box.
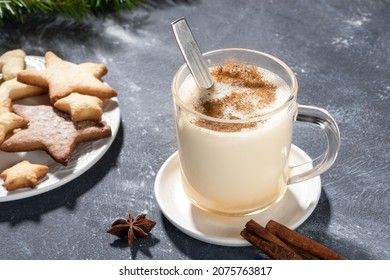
[154,145,321,247]
[0,56,120,202]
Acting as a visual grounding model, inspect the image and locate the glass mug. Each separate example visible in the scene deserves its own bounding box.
[171,48,340,216]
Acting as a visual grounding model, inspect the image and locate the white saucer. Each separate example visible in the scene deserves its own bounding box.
[154,145,321,247]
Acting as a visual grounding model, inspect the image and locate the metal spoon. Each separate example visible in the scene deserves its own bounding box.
[171,17,214,89]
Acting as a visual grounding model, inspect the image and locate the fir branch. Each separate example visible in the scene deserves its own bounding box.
[0,0,142,25]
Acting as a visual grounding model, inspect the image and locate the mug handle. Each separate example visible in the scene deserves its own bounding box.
[288,104,341,184]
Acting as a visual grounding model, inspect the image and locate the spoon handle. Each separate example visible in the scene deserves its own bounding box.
[171,17,214,89]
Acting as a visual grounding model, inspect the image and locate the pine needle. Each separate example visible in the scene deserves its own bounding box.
[0,0,142,25]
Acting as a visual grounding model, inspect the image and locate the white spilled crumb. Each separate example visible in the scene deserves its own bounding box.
[331,37,351,49]
[103,19,140,45]
[345,12,371,27]
[128,81,141,92]
[102,18,160,48]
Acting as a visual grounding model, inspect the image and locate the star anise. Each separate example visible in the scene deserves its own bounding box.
[107,213,156,246]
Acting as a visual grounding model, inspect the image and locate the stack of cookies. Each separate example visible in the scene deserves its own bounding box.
[0,49,117,192]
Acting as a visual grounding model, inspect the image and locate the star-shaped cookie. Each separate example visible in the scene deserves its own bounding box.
[0,98,12,114]
[17,51,117,103]
[54,92,103,122]
[0,104,111,165]
[0,78,46,102]
[0,49,26,81]
[0,160,48,191]
[0,109,29,144]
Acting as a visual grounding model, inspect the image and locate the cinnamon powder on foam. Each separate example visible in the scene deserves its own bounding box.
[194,60,277,132]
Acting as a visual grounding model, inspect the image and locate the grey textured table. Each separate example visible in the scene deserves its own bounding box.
[0,0,389,260]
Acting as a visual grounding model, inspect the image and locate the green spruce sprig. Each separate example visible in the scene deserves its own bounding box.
[0,0,142,25]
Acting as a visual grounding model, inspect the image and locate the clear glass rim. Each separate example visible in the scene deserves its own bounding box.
[172,48,299,124]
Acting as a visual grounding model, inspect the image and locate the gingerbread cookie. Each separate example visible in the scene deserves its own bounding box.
[54,92,103,122]
[0,49,26,81]
[17,51,117,103]
[0,160,48,191]
[0,104,111,165]
[0,78,46,102]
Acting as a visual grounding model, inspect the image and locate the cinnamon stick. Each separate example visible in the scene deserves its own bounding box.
[245,219,301,256]
[240,228,302,260]
[241,219,302,260]
[266,220,346,260]
[287,243,320,260]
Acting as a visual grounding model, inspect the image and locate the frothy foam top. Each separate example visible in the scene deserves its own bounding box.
[178,61,291,131]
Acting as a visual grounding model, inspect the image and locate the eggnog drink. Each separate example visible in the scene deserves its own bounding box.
[174,60,296,215]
